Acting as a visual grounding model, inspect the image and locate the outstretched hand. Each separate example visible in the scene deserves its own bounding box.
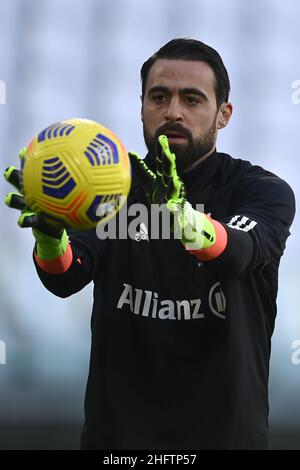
[4,147,64,239]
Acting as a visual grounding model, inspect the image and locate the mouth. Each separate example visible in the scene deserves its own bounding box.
[163,131,187,143]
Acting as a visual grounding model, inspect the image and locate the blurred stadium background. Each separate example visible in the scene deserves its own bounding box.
[0,0,299,449]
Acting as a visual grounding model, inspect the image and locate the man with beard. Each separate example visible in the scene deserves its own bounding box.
[5,39,295,450]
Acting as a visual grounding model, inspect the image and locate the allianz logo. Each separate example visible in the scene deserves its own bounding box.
[117,282,226,320]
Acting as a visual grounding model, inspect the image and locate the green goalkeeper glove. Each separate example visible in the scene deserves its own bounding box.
[129,135,216,251]
[4,147,69,260]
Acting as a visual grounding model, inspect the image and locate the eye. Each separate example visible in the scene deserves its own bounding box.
[185,96,199,105]
[151,94,167,104]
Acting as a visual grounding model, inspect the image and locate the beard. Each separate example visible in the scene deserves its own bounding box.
[143,116,217,172]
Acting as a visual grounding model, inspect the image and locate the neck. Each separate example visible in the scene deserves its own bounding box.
[182,146,216,173]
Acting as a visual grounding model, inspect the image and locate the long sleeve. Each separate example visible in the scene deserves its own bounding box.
[205,174,295,279]
[34,228,111,297]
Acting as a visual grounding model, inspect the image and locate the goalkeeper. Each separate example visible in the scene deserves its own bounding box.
[5,38,295,450]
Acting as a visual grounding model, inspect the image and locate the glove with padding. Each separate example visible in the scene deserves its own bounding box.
[129,135,217,250]
[4,147,69,260]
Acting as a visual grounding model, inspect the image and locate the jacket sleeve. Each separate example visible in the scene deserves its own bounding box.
[206,174,296,279]
[34,228,111,298]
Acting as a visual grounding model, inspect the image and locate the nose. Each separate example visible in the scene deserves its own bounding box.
[165,97,183,122]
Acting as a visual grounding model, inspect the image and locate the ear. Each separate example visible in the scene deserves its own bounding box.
[217,102,233,129]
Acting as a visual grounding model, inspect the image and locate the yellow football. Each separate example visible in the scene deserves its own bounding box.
[21,118,131,230]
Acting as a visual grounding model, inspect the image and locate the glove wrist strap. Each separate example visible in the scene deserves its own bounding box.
[168,201,215,249]
[170,201,228,260]
[33,228,69,261]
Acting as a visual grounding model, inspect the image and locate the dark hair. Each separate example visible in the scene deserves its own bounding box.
[141,38,230,107]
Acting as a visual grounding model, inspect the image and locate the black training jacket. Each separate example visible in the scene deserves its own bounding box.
[34,150,295,450]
